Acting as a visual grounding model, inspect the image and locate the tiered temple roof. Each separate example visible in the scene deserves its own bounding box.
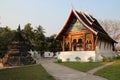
[8,25,28,56]
[56,8,117,43]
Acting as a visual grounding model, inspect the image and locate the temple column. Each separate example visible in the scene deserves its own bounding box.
[92,34,95,50]
[83,34,86,51]
[69,35,72,51]
[62,36,65,51]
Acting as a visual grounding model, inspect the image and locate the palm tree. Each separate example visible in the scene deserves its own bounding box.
[34,25,46,57]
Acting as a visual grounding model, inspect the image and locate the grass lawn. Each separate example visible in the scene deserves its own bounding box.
[95,60,120,80]
[0,64,55,80]
[57,62,103,72]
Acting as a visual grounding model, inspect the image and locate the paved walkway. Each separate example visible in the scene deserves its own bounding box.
[37,58,107,80]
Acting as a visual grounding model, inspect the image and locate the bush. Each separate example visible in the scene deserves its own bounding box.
[116,56,120,59]
[75,56,81,62]
[57,59,62,63]
[66,58,70,62]
[102,57,108,62]
[88,57,93,62]
[108,57,113,62]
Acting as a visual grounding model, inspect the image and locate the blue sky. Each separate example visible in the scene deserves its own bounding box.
[0,0,120,36]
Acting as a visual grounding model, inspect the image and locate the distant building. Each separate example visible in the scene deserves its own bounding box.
[56,8,117,62]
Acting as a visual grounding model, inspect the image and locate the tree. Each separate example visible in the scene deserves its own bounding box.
[47,34,61,56]
[0,26,15,58]
[34,25,46,56]
[100,20,120,43]
[22,23,34,50]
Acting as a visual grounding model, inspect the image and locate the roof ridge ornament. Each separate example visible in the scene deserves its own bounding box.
[71,3,75,10]
[80,9,83,13]
[17,24,21,32]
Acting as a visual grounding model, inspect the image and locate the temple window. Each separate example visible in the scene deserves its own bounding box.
[77,38,83,51]
[86,40,92,50]
[85,33,92,51]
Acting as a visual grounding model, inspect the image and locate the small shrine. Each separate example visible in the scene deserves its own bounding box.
[3,25,35,66]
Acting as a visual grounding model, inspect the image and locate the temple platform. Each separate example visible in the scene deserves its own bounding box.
[58,51,96,62]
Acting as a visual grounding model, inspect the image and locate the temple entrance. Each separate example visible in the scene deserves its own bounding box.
[63,33,94,51]
[72,38,84,51]
[77,38,83,51]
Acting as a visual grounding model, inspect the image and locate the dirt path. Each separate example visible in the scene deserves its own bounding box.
[37,58,107,80]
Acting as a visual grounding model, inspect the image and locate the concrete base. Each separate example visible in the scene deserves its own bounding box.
[58,51,96,62]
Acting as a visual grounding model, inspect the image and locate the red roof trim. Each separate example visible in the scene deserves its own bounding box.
[56,9,74,40]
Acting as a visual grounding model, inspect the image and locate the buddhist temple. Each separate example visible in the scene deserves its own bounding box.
[56,8,117,62]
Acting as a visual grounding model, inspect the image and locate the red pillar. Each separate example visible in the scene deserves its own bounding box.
[69,35,72,51]
[92,34,95,50]
[83,34,86,51]
[62,36,65,51]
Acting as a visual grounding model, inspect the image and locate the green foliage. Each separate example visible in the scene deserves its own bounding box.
[0,23,61,59]
[95,60,120,80]
[22,23,34,50]
[8,56,20,66]
[102,56,114,62]
[58,62,103,72]
[21,56,36,65]
[75,56,81,62]
[22,24,47,54]
[116,56,120,59]
[107,57,113,62]
[0,65,55,80]
[57,59,62,63]
[33,25,46,52]
[102,56,108,62]
[66,58,70,62]
[102,57,108,62]
[47,34,61,54]
[0,27,15,58]
[88,57,93,62]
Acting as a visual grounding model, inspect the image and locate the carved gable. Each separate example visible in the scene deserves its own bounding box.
[67,18,86,32]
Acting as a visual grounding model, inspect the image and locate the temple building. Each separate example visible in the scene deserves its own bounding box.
[56,8,117,62]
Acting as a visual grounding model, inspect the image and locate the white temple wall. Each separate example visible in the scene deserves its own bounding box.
[95,39,115,61]
[58,51,96,62]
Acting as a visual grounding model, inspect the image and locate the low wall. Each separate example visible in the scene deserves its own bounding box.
[58,51,95,62]
[44,52,54,57]
[44,52,60,58]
